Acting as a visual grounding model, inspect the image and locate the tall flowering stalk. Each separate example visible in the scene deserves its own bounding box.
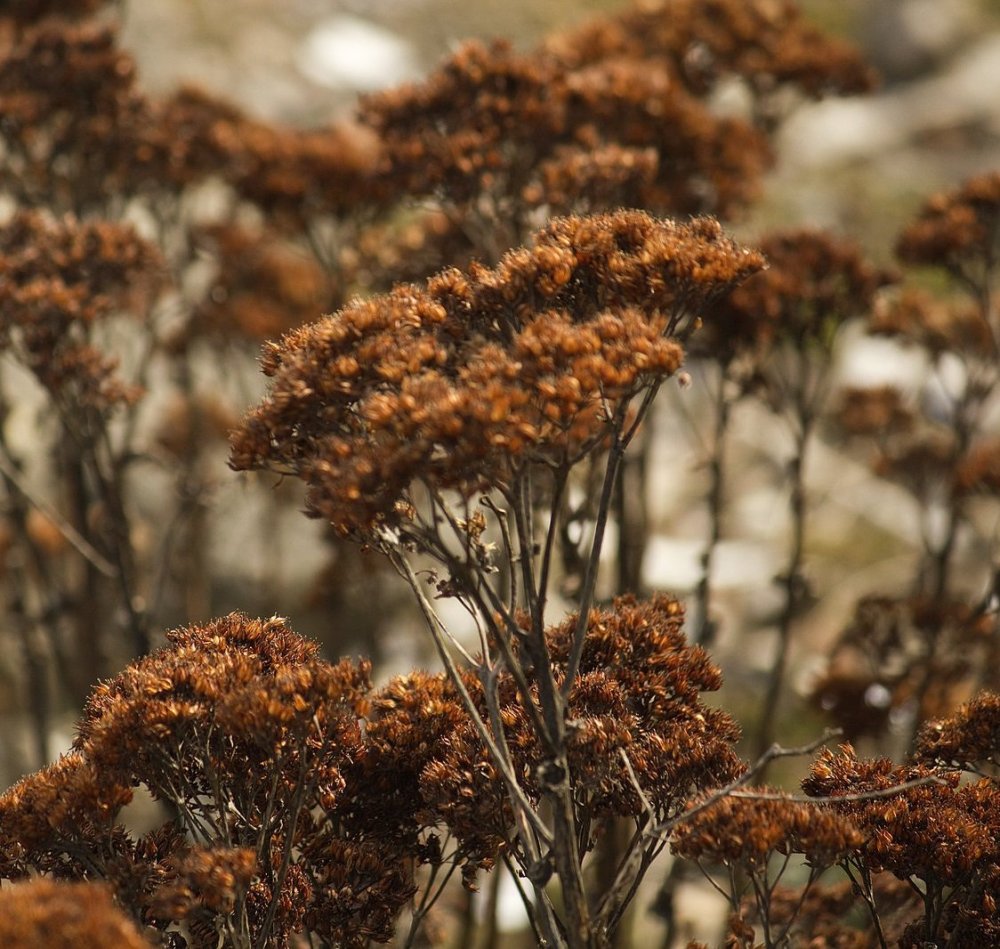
[709,230,891,756]
[818,171,1000,745]
[232,210,764,946]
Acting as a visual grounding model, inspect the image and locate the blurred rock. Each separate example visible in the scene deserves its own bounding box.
[863,0,977,82]
[298,15,420,91]
[778,30,1000,168]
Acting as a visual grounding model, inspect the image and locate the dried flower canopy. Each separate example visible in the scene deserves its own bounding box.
[230,211,764,539]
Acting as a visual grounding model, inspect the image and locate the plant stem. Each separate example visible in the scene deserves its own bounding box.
[755,420,810,759]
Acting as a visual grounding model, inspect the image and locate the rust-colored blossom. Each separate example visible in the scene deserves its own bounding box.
[360,595,743,878]
[868,286,993,358]
[804,744,1000,906]
[190,224,336,345]
[230,211,763,540]
[0,879,151,949]
[813,595,993,739]
[896,170,1000,282]
[672,791,862,869]
[0,210,162,409]
[547,0,874,101]
[834,385,914,438]
[916,691,1000,772]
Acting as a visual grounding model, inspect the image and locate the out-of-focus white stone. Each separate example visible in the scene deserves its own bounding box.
[835,329,926,390]
[779,32,1000,169]
[866,0,976,80]
[298,15,420,91]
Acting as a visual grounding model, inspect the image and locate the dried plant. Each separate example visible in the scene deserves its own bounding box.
[803,743,1000,948]
[8,1,1000,947]
[703,230,892,753]
[231,210,763,947]
[820,171,1000,748]
[673,790,863,948]
[0,878,152,949]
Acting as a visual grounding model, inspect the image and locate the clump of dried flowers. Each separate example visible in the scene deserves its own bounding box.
[802,743,1000,947]
[0,612,417,948]
[354,0,872,282]
[0,601,742,947]
[0,878,152,949]
[820,169,1000,746]
[673,789,863,947]
[12,1,1000,947]
[231,210,764,538]
[230,210,763,946]
[0,211,162,410]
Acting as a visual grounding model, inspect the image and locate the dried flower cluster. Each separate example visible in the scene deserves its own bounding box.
[0,210,161,409]
[812,595,994,740]
[356,0,872,278]
[673,791,862,870]
[916,690,1000,774]
[546,0,874,101]
[0,601,743,946]
[802,743,1000,946]
[363,39,767,223]
[10,1,1000,946]
[190,225,335,347]
[707,229,892,366]
[231,211,764,539]
[361,595,741,875]
[0,878,151,949]
[896,170,1000,285]
[0,613,414,947]
[821,168,1000,754]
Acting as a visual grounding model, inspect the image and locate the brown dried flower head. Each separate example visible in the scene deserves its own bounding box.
[813,595,994,737]
[896,170,1000,280]
[804,744,1000,895]
[191,224,335,345]
[710,229,893,359]
[361,36,772,225]
[360,595,743,874]
[74,612,371,793]
[230,211,764,540]
[868,286,993,358]
[916,691,1000,772]
[0,879,151,949]
[833,385,914,438]
[1,613,430,946]
[0,211,162,409]
[671,790,863,869]
[0,21,151,211]
[547,0,875,102]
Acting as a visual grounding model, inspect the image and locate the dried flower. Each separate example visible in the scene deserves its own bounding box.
[868,286,993,358]
[547,0,875,102]
[0,879,151,949]
[896,170,1000,283]
[813,595,993,738]
[833,385,914,438]
[231,211,763,540]
[0,210,162,409]
[916,690,1000,773]
[191,224,336,345]
[361,594,742,877]
[672,790,862,869]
